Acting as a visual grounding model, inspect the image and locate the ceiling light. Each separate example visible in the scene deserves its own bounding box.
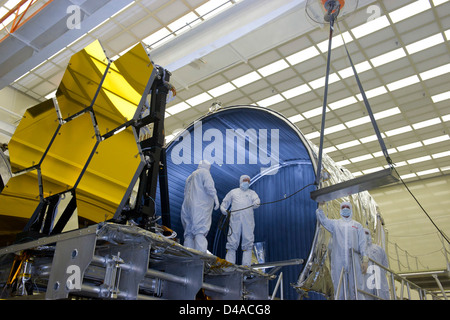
[166,102,190,115]
[363,167,384,174]
[282,84,311,99]
[445,29,450,41]
[407,155,432,164]
[286,46,320,65]
[303,106,328,118]
[432,150,450,158]
[346,116,370,128]
[288,114,305,123]
[432,91,450,103]
[406,33,445,55]
[336,159,351,166]
[356,86,387,100]
[208,82,236,97]
[257,94,284,107]
[433,0,450,5]
[400,173,417,180]
[373,148,397,157]
[186,92,212,106]
[323,146,337,153]
[351,15,390,39]
[397,142,423,152]
[375,107,402,119]
[317,32,353,52]
[328,96,358,110]
[324,124,346,135]
[360,134,387,144]
[352,171,363,177]
[386,75,420,91]
[309,73,340,89]
[196,0,232,19]
[168,12,201,34]
[231,71,261,87]
[336,140,360,150]
[443,114,450,122]
[417,168,440,176]
[385,125,413,137]
[412,117,442,129]
[142,28,174,48]
[305,132,320,140]
[424,135,450,145]
[370,48,406,67]
[350,154,373,163]
[338,61,372,79]
[258,59,290,77]
[419,63,450,81]
[389,0,431,23]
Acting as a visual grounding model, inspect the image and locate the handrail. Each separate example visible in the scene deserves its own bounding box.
[335,249,444,300]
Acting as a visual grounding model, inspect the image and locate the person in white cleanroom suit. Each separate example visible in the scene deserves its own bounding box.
[181,160,219,252]
[220,175,260,266]
[363,228,390,300]
[316,201,368,300]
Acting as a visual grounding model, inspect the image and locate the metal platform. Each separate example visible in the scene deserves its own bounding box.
[311,167,400,202]
[399,269,450,300]
[0,223,274,300]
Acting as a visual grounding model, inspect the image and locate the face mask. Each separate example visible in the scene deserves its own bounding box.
[340,208,351,218]
[240,182,249,191]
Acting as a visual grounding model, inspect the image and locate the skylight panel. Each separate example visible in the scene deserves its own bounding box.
[346,116,370,128]
[406,33,445,55]
[323,146,337,153]
[375,107,402,119]
[387,75,420,92]
[258,59,290,77]
[363,167,384,174]
[370,48,406,67]
[336,159,351,166]
[186,92,212,106]
[350,15,390,39]
[231,71,261,87]
[389,0,431,23]
[286,46,320,65]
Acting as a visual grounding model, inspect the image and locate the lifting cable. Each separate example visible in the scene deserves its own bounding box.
[335,22,450,245]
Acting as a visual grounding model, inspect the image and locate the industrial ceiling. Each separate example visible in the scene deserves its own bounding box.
[0,0,449,275]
